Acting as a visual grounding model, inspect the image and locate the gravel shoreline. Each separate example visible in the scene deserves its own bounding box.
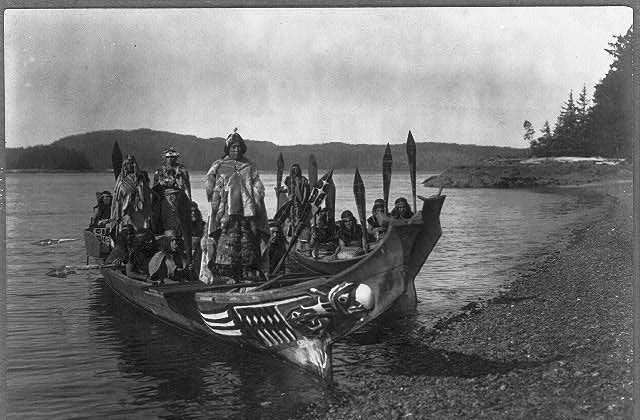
[299,181,633,419]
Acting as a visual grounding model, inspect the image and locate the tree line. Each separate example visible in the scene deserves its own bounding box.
[524,26,632,159]
[7,128,527,172]
[6,145,92,170]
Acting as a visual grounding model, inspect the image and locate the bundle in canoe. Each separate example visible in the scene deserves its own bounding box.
[100,194,445,381]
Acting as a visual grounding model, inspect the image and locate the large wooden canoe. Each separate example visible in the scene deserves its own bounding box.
[101,194,445,381]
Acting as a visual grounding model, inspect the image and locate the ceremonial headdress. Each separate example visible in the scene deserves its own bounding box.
[163,147,180,158]
[224,128,247,155]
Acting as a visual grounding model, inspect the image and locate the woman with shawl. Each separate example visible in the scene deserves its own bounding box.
[200,129,269,283]
[111,154,148,233]
[152,147,192,266]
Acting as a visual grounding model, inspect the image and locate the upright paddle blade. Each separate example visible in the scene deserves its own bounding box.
[308,154,318,187]
[353,168,368,251]
[112,141,123,181]
[276,152,286,210]
[273,199,293,226]
[406,131,417,213]
[326,177,336,234]
[383,143,393,213]
[276,152,284,188]
[308,170,334,211]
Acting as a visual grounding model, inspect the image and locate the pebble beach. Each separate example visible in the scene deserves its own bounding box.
[299,180,634,419]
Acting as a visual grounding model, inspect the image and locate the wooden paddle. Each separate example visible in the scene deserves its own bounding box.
[112,141,123,181]
[269,170,334,276]
[406,130,417,214]
[308,154,318,187]
[275,152,286,211]
[327,177,336,234]
[32,238,78,246]
[353,168,369,252]
[46,263,121,278]
[383,143,392,213]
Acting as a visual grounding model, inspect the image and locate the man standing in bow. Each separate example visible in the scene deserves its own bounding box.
[201,129,269,284]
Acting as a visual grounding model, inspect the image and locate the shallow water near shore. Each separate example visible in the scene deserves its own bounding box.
[5,171,609,419]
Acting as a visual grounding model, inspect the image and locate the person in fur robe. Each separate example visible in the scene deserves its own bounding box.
[200,129,269,283]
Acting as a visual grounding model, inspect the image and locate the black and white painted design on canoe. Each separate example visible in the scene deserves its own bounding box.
[233,297,304,347]
[199,309,241,336]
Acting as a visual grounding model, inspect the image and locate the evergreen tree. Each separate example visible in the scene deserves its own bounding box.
[532,120,553,156]
[575,85,590,156]
[586,26,633,158]
[553,90,579,156]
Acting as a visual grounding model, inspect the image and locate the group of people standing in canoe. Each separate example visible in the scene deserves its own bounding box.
[89,129,416,285]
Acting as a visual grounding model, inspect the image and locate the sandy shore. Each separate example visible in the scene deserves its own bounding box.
[299,180,633,419]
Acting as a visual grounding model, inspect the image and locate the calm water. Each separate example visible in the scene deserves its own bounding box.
[6,170,608,419]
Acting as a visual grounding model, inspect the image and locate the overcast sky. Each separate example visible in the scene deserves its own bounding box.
[4,7,632,148]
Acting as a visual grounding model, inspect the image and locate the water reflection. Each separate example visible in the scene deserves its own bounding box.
[87,280,325,419]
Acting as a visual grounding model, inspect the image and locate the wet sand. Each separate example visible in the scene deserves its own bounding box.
[299,180,633,419]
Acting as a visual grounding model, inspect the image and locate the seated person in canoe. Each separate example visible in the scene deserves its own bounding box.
[266,219,288,275]
[149,230,192,284]
[105,224,158,281]
[90,191,113,228]
[390,197,414,219]
[310,207,339,259]
[366,198,390,242]
[335,210,365,259]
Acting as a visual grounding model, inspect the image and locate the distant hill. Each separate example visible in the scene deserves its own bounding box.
[8,128,528,172]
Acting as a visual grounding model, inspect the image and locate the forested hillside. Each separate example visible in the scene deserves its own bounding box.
[6,145,91,170]
[14,128,525,172]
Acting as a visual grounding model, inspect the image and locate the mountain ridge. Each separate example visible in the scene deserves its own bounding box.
[8,128,528,172]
